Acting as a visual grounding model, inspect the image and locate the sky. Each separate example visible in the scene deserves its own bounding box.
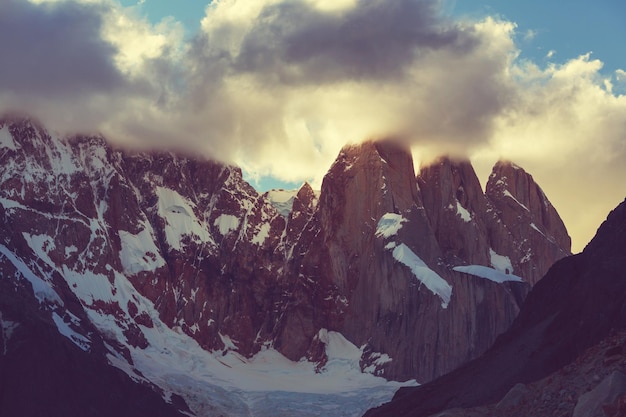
[1,0,625,253]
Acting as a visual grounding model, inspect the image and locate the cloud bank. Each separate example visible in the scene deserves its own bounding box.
[1,0,625,251]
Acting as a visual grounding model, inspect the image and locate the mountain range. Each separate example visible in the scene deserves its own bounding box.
[0,115,581,416]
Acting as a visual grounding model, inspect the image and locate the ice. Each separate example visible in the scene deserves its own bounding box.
[86,276,413,416]
[392,244,452,308]
[447,201,472,222]
[530,222,552,242]
[453,265,523,283]
[376,213,407,239]
[489,248,514,273]
[65,245,78,257]
[214,214,240,235]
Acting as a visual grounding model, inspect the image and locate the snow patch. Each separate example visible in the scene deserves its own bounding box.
[219,333,239,351]
[376,213,407,239]
[119,224,166,274]
[503,190,529,211]
[0,244,62,305]
[489,248,514,273]
[384,241,397,250]
[0,312,19,355]
[266,189,297,217]
[0,198,23,211]
[455,201,472,222]
[156,187,211,250]
[65,245,78,257]
[52,312,91,351]
[318,329,362,363]
[392,244,452,308]
[363,352,393,374]
[251,222,271,246]
[214,214,240,235]
[453,265,523,283]
[0,126,17,150]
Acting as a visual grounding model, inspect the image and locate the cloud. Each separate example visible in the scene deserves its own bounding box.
[232,0,475,84]
[0,0,184,134]
[523,28,537,41]
[1,0,625,251]
[0,0,124,97]
[471,53,626,251]
[167,0,519,178]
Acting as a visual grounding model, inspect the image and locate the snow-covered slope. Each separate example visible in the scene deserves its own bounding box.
[265,188,299,217]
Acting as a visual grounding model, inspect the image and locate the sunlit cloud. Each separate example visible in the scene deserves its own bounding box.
[523,28,537,41]
[2,0,625,251]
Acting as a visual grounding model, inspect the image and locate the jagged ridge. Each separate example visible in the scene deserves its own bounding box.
[0,117,571,414]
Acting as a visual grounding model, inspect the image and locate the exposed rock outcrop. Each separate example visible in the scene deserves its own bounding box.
[364,198,626,417]
[418,156,491,267]
[0,115,573,407]
[276,142,570,381]
[485,161,571,285]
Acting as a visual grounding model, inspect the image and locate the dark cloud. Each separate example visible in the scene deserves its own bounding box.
[0,0,125,97]
[234,0,478,84]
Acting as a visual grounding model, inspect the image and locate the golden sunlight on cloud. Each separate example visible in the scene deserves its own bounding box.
[477,54,626,252]
[4,0,626,251]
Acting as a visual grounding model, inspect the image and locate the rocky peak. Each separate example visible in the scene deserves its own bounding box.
[0,115,577,409]
[273,139,574,382]
[284,183,318,242]
[487,160,571,251]
[485,160,571,285]
[316,138,436,275]
[296,181,317,204]
[417,156,490,266]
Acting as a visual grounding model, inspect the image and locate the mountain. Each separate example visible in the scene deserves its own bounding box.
[273,141,570,381]
[0,253,189,417]
[364,197,626,417]
[0,116,570,415]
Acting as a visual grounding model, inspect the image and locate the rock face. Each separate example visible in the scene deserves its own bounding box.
[273,145,571,381]
[364,198,626,417]
[119,152,288,357]
[0,116,572,410]
[573,371,626,417]
[418,157,571,286]
[418,157,492,268]
[485,161,571,286]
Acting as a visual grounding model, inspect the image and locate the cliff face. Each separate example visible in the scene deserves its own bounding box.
[418,156,491,268]
[485,161,572,286]
[275,141,570,381]
[364,198,625,417]
[0,116,572,411]
[119,153,288,357]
